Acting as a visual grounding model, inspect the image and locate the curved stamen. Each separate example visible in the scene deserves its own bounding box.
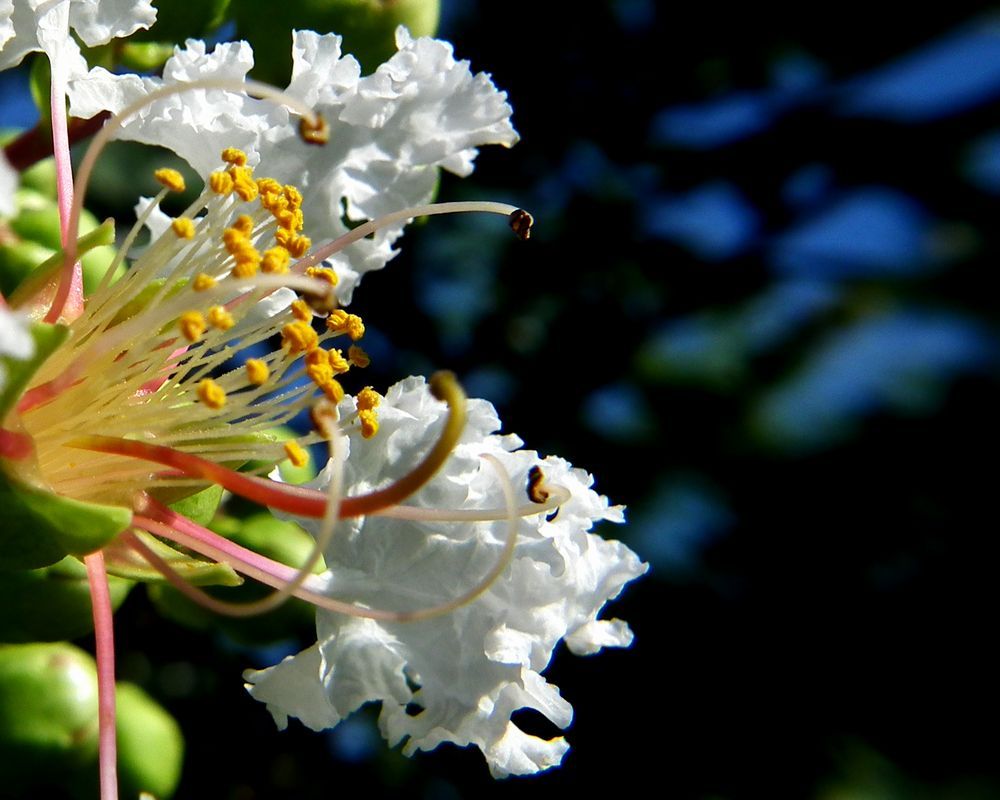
[295,202,527,272]
[69,372,468,518]
[46,77,320,323]
[122,406,347,618]
[131,452,521,623]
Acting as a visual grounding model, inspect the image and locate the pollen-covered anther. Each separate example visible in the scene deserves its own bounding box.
[305,266,338,287]
[207,305,235,331]
[209,170,234,195]
[356,386,382,412]
[299,112,329,145]
[282,320,319,354]
[171,217,195,239]
[302,267,338,315]
[233,214,255,236]
[229,166,259,202]
[291,299,313,322]
[179,311,207,342]
[326,310,365,341]
[192,273,216,291]
[347,345,370,368]
[320,378,345,403]
[154,167,186,193]
[283,185,303,209]
[221,147,248,166]
[284,440,309,468]
[261,247,290,274]
[245,358,270,385]
[328,348,350,374]
[358,408,379,439]
[286,234,311,258]
[305,349,334,385]
[197,378,227,410]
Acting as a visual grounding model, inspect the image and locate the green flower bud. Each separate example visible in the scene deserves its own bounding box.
[115,682,184,800]
[0,643,99,789]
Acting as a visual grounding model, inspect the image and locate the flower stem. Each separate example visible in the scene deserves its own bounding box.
[85,550,118,800]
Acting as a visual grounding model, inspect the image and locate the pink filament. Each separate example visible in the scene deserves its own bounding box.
[85,551,119,800]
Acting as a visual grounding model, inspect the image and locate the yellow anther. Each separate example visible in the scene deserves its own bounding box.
[305,349,334,385]
[234,243,261,267]
[283,185,303,209]
[179,311,206,342]
[154,168,186,192]
[321,378,345,403]
[171,217,195,239]
[291,299,313,322]
[275,208,303,231]
[325,310,364,340]
[261,247,290,274]
[231,259,259,279]
[347,345,370,368]
[305,266,339,287]
[286,234,311,258]
[274,228,293,249]
[326,309,349,330]
[328,348,350,374]
[197,378,227,410]
[192,273,217,291]
[223,227,246,253]
[345,314,365,341]
[207,305,235,331]
[221,147,248,166]
[282,320,319,354]
[245,358,270,385]
[356,386,382,412]
[257,177,281,196]
[358,408,379,439]
[209,170,234,195]
[233,214,255,235]
[284,440,309,468]
[229,167,258,202]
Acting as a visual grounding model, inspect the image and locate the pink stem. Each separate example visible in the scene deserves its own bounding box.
[44,64,83,324]
[85,550,119,800]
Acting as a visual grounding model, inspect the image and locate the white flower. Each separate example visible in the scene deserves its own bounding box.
[0,305,35,391]
[68,27,519,303]
[245,377,647,778]
[0,0,156,75]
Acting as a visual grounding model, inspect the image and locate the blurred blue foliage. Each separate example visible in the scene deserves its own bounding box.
[643,182,759,260]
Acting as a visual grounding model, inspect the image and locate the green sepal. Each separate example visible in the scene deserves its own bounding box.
[0,320,67,421]
[0,468,132,570]
[103,530,242,587]
[163,483,225,527]
[118,41,177,72]
[0,557,133,643]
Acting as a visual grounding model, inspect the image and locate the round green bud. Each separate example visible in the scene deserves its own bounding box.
[115,682,184,800]
[0,643,99,789]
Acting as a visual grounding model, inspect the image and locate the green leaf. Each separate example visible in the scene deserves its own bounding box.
[0,320,68,420]
[0,467,132,570]
[0,557,133,643]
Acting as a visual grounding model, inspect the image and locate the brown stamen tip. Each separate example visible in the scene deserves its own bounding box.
[509,209,533,241]
[527,465,550,503]
[310,399,340,438]
[299,113,329,146]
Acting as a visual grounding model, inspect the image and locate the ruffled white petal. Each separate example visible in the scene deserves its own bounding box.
[66,28,518,303]
[245,377,647,777]
[0,0,154,71]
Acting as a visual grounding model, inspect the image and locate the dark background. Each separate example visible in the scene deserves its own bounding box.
[9,1,1000,797]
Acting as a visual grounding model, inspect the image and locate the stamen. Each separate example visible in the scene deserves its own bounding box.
[178,311,207,342]
[197,379,226,410]
[245,359,270,385]
[69,371,468,518]
[171,218,195,239]
[299,112,330,145]
[284,440,309,468]
[153,168,186,193]
[49,76,321,323]
[295,201,530,272]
